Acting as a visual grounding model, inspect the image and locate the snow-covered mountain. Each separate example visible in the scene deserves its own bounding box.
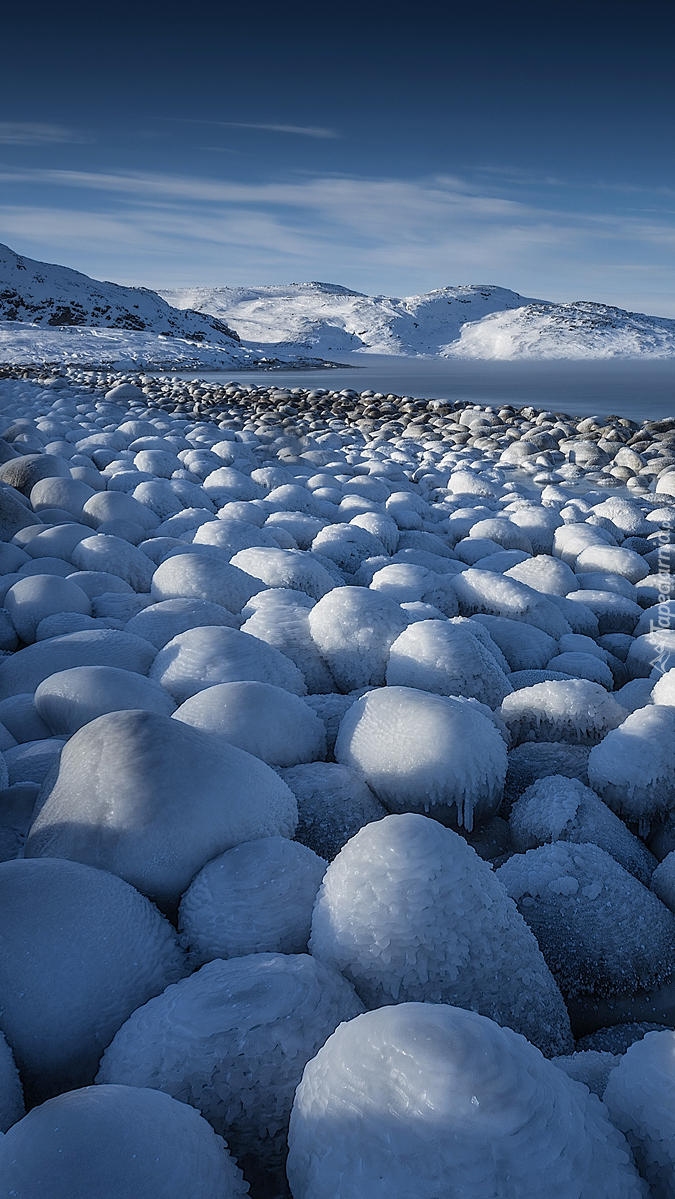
[0,245,329,370]
[160,282,675,359]
[0,243,240,345]
[159,282,537,356]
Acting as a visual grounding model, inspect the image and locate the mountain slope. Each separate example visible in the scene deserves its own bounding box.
[159,282,538,356]
[0,243,240,345]
[161,282,675,359]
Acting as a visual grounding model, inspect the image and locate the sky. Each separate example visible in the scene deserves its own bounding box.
[1,0,675,313]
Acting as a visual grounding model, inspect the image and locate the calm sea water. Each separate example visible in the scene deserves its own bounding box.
[176,355,675,424]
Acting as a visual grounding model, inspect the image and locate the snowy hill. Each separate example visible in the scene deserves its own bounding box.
[0,245,332,370]
[160,282,675,359]
[159,282,536,356]
[0,243,241,345]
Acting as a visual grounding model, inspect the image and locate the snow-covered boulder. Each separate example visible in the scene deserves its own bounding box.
[310,813,572,1054]
[497,842,675,1033]
[386,619,512,707]
[240,588,336,693]
[25,709,298,909]
[501,679,627,745]
[279,761,386,860]
[0,1084,248,1199]
[179,837,326,964]
[604,1030,675,1199]
[308,586,408,693]
[149,625,307,703]
[588,705,675,829]
[34,664,176,733]
[336,687,507,830]
[173,680,326,766]
[510,775,656,883]
[97,954,363,1186]
[286,1003,643,1199]
[0,857,184,1101]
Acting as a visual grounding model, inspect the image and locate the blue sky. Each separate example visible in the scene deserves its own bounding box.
[1,0,675,313]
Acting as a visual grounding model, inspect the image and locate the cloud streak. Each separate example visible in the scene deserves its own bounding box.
[0,165,674,313]
[0,123,89,145]
[174,118,340,139]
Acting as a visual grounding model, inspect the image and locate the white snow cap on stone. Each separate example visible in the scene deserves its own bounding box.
[286,1003,645,1199]
[335,686,507,830]
[310,813,572,1054]
[0,1084,248,1199]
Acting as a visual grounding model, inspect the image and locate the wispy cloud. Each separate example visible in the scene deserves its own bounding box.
[1,164,674,313]
[174,118,340,139]
[0,122,89,145]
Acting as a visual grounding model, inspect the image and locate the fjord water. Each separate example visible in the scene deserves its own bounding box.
[181,355,675,423]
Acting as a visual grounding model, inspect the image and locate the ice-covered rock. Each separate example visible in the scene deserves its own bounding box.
[453,567,572,637]
[240,588,336,693]
[71,533,155,591]
[472,612,557,670]
[589,705,675,829]
[280,761,386,859]
[0,857,184,1101]
[173,680,325,766]
[310,813,572,1054]
[150,623,307,702]
[0,1084,248,1198]
[0,628,157,700]
[497,842,675,1031]
[386,619,512,707]
[231,546,338,600]
[336,687,507,830]
[308,586,408,693]
[179,837,326,964]
[151,552,260,613]
[501,679,627,745]
[286,1003,643,1199]
[604,1030,675,1199]
[25,709,297,908]
[5,573,92,643]
[97,953,363,1186]
[510,775,656,883]
[34,664,176,733]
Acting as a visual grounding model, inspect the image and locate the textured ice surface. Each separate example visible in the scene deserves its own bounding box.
[150,551,260,613]
[471,612,557,670]
[506,552,577,594]
[97,954,363,1182]
[0,1030,23,1132]
[510,775,656,883]
[336,686,507,830]
[308,586,408,693]
[453,567,572,637]
[578,1023,672,1055]
[0,857,184,1101]
[240,587,336,693]
[589,705,675,828]
[286,1003,644,1199]
[553,1049,620,1097]
[125,596,239,647]
[149,624,307,703]
[231,546,338,599]
[604,1031,675,1199]
[0,628,157,699]
[501,679,627,745]
[173,679,325,766]
[34,664,176,733]
[0,1084,248,1199]
[179,837,326,964]
[26,709,297,908]
[280,761,386,859]
[386,619,512,707]
[497,842,675,1001]
[310,813,572,1054]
